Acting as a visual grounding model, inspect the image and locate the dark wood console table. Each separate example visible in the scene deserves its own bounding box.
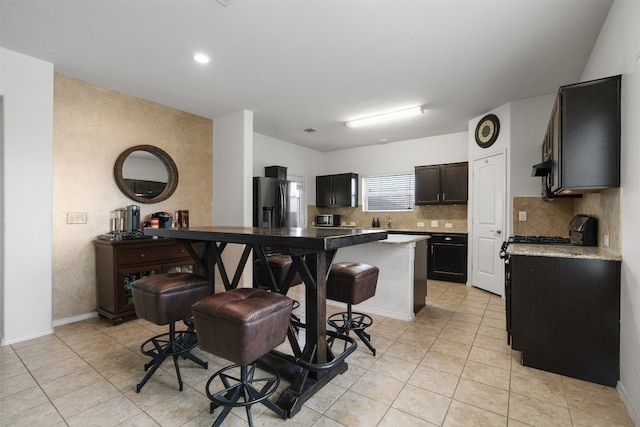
[143,226,387,417]
[94,238,198,324]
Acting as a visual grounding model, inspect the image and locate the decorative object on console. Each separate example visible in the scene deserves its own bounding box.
[176,210,189,228]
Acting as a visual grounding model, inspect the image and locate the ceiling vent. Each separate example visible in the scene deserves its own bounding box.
[303,128,317,133]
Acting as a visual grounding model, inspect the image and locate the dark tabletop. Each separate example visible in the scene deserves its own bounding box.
[143,226,388,251]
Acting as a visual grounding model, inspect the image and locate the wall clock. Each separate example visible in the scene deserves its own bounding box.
[475,114,500,148]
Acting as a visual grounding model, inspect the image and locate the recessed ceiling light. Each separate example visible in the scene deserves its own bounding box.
[193,52,211,64]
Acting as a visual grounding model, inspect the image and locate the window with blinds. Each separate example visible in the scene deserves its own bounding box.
[363,173,415,212]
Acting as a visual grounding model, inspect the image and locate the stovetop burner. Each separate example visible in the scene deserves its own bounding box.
[510,235,573,245]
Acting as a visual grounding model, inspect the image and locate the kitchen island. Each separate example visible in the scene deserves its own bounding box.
[333,234,429,321]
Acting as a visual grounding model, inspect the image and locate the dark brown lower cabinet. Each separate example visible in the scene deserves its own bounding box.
[510,254,620,386]
[427,233,467,283]
[95,238,199,324]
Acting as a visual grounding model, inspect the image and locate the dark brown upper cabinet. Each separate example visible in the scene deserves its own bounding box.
[550,75,621,195]
[415,162,468,205]
[316,173,358,207]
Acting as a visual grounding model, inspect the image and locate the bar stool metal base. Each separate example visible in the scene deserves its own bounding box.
[206,363,286,427]
[137,322,208,393]
[327,304,376,356]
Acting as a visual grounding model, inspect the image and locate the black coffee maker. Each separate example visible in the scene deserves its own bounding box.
[152,212,173,228]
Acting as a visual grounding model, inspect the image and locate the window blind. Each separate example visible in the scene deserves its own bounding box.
[363,173,415,212]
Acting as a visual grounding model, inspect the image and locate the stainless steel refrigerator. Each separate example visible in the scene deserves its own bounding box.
[253,177,301,228]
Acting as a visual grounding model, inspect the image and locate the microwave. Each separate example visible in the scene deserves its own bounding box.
[315,214,340,227]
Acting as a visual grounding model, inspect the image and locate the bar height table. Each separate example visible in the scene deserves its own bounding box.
[143,226,387,417]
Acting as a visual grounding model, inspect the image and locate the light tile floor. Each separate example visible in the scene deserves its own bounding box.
[0,280,635,426]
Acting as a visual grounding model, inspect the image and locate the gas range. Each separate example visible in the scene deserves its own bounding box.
[509,235,573,245]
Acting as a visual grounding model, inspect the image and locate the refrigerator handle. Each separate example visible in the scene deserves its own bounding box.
[279,183,286,227]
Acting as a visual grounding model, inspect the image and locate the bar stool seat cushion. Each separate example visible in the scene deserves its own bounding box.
[192,288,293,366]
[254,254,302,289]
[132,273,210,326]
[327,262,379,305]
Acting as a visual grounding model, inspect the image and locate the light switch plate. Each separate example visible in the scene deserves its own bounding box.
[518,211,527,221]
[67,212,87,224]
[445,223,453,228]
[417,222,425,227]
[430,220,439,228]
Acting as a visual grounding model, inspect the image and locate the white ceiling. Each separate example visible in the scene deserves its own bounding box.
[0,0,612,152]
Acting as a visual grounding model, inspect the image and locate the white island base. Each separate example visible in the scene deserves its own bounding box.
[333,234,428,321]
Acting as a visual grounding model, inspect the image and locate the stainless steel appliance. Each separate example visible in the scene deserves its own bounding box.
[253,176,299,228]
[315,214,340,227]
[126,205,140,231]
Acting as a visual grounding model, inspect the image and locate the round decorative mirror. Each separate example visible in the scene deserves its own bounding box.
[114,145,178,204]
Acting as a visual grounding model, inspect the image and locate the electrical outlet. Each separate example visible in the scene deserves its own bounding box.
[430,220,439,228]
[67,212,87,224]
[350,221,356,226]
[445,223,453,229]
[604,234,610,247]
[417,222,425,228]
[518,211,527,221]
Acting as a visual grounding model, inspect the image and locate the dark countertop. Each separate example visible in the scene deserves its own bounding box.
[144,226,388,251]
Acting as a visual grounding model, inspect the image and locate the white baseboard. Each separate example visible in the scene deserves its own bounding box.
[52,311,98,328]
[617,382,640,427]
[1,327,55,346]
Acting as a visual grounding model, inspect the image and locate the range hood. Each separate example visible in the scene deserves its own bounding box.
[531,160,552,177]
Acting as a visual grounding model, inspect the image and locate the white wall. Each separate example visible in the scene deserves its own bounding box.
[0,48,54,344]
[580,0,640,422]
[510,95,556,198]
[253,132,325,212]
[323,132,468,177]
[212,110,254,288]
[213,110,253,227]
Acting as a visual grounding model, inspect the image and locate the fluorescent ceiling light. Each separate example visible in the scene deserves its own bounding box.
[346,106,424,128]
[193,52,212,64]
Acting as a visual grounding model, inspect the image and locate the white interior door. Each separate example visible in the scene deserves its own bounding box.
[471,152,506,296]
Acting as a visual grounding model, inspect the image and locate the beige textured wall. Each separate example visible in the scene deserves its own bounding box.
[53,74,213,321]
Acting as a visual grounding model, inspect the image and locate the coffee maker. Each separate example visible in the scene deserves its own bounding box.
[126,205,140,231]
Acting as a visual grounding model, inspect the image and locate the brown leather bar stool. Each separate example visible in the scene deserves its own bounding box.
[254,254,302,291]
[131,272,210,392]
[327,262,379,356]
[192,288,293,427]
[254,253,303,325]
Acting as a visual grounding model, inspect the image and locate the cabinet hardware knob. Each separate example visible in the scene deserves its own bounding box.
[140,253,146,257]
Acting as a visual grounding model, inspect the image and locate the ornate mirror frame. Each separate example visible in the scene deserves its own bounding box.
[114,145,179,204]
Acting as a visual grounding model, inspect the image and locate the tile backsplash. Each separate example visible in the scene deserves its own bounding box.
[308,204,468,232]
[512,197,575,237]
[513,188,620,252]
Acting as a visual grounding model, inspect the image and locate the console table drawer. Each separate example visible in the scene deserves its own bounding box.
[118,244,190,265]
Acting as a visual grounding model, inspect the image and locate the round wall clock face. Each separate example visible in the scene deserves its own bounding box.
[475,114,500,148]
